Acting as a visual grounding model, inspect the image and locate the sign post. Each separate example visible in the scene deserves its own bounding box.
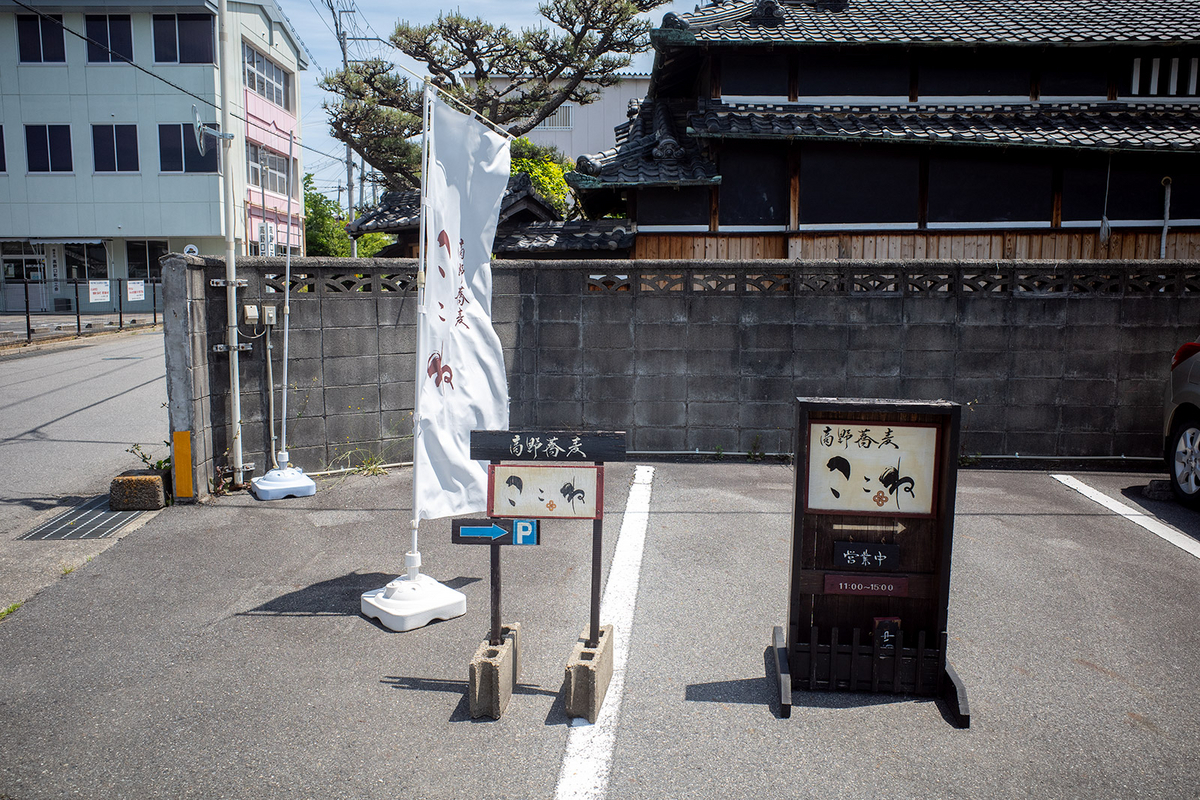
[774,398,969,727]
[463,430,625,720]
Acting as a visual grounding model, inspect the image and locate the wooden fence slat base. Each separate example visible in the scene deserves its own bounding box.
[791,625,942,695]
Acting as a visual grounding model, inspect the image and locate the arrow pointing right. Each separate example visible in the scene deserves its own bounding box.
[459,523,508,541]
[832,520,907,535]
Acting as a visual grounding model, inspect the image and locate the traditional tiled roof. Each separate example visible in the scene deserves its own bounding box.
[566,99,719,190]
[657,0,1200,47]
[689,101,1200,153]
[346,173,558,237]
[346,190,419,236]
[493,220,635,253]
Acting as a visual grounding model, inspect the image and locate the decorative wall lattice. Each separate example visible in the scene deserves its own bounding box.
[582,266,1200,296]
[262,272,417,294]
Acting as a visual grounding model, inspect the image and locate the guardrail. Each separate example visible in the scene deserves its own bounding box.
[0,279,163,344]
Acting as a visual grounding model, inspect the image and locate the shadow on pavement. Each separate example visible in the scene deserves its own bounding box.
[380,675,560,723]
[1118,483,1200,542]
[239,572,484,617]
[240,571,399,616]
[748,646,955,723]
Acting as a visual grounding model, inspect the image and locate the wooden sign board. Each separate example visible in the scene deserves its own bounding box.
[470,430,626,463]
[488,464,603,520]
[774,397,968,727]
[805,422,939,517]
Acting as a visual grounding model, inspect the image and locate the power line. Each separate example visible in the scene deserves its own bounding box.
[7,0,347,165]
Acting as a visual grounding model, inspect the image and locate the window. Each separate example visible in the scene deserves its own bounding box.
[535,103,574,130]
[17,14,65,63]
[25,125,72,173]
[0,127,6,173]
[243,43,291,110]
[159,124,219,173]
[127,241,168,281]
[247,142,296,196]
[64,243,107,282]
[86,15,133,63]
[153,14,215,64]
[1129,53,1200,97]
[93,125,139,172]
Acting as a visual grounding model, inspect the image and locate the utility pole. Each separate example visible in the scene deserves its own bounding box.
[330,6,357,257]
[359,154,366,214]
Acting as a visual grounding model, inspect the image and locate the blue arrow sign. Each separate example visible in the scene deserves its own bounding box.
[460,523,508,541]
[451,518,540,546]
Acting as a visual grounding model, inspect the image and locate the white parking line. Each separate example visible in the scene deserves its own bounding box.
[1052,474,1200,560]
[554,465,655,800]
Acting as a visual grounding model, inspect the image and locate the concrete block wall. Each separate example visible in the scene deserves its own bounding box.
[164,255,1198,498]
[502,260,1198,460]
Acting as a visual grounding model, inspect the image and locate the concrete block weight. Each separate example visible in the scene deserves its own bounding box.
[468,623,521,720]
[109,469,167,510]
[563,625,613,724]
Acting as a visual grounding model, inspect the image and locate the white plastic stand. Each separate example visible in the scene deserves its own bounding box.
[250,451,316,501]
[360,551,466,631]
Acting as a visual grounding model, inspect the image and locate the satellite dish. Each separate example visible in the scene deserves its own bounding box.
[192,104,207,157]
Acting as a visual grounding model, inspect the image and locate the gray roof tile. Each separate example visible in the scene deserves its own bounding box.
[688,101,1200,152]
[663,0,1200,46]
[567,99,719,189]
[494,220,635,253]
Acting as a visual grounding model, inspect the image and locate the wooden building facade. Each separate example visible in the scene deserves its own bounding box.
[568,0,1200,260]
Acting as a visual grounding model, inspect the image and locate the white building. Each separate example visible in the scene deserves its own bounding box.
[0,0,308,313]
[523,74,651,161]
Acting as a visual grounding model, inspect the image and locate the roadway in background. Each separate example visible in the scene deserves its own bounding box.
[0,330,168,608]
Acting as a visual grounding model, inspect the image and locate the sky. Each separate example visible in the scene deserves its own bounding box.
[280,0,689,208]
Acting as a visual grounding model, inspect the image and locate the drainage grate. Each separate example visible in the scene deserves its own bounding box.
[18,496,144,541]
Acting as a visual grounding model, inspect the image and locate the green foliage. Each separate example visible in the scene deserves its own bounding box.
[304,174,393,258]
[512,147,572,217]
[0,602,21,623]
[320,0,669,191]
[127,441,171,472]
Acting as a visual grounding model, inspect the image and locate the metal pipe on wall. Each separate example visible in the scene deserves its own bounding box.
[1161,176,1172,259]
[218,0,244,482]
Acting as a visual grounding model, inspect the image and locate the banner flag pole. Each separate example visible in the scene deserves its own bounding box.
[362,81,511,631]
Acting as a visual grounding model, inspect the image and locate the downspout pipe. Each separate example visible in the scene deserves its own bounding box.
[219,0,244,482]
[1160,176,1172,260]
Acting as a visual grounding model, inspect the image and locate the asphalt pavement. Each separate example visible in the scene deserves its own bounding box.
[0,329,169,611]
[1,462,1198,799]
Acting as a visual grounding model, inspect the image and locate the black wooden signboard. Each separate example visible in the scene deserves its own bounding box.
[466,430,625,652]
[470,430,626,463]
[772,398,969,727]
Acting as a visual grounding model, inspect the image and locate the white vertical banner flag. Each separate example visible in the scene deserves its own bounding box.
[414,87,511,520]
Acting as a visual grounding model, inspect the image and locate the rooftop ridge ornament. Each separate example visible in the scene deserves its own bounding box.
[652,101,686,161]
[662,11,691,30]
[751,0,785,25]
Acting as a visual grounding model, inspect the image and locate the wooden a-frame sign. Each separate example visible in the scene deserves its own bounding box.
[772,398,970,728]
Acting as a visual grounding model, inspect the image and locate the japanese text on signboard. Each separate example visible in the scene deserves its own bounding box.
[806,422,937,516]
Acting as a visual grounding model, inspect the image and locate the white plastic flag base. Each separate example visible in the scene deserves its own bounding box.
[361,574,466,631]
[250,466,317,500]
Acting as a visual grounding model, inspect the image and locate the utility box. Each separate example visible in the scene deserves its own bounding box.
[773,397,969,726]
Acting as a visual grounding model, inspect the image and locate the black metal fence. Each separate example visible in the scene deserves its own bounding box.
[0,279,164,344]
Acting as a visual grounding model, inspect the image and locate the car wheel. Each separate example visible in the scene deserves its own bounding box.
[1169,418,1200,508]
